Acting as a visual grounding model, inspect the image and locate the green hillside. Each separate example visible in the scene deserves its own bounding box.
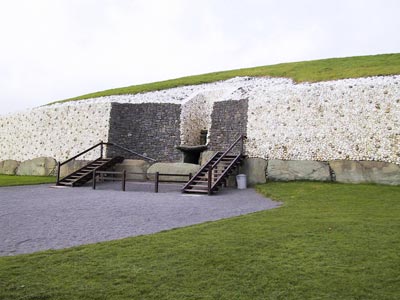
[55,53,400,104]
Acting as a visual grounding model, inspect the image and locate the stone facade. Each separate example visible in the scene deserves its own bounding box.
[180,90,223,146]
[107,103,181,162]
[208,99,248,153]
[0,75,399,188]
[0,103,110,161]
[245,76,400,165]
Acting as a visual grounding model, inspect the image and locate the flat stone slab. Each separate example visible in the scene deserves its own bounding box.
[242,158,268,185]
[0,160,20,175]
[114,159,150,180]
[0,183,280,256]
[267,159,331,181]
[16,157,57,176]
[59,159,90,178]
[147,162,200,181]
[330,160,400,185]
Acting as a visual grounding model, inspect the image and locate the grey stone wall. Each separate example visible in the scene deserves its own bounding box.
[107,103,181,161]
[208,99,248,153]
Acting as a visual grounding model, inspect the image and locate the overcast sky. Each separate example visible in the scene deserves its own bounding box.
[0,0,399,115]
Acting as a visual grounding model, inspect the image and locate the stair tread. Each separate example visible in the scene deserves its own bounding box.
[187,185,208,189]
[181,146,244,195]
[59,156,124,187]
[58,182,73,186]
[183,189,209,193]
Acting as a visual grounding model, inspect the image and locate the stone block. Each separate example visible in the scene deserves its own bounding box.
[147,162,200,182]
[267,160,331,182]
[0,160,20,175]
[329,160,400,185]
[241,158,268,185]
[59,160,90,178]
[16,157,57,176]
[113,159,150,180]
[200,150,218,166]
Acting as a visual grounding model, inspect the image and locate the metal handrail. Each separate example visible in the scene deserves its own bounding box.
[56,141,157,185]
[210,153,242,192]
[211,134,246,169]
[105,142,157,162]
[207,134,246,194]
[59,142,103,167]
[181,151,221,191]
[56,142,104,185]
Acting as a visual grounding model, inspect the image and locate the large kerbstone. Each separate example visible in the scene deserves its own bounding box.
[147,162,200,182]
[267,160,331,182]
[59,160,90,178]
[0,160,20,175]
[114,159,150,180]
[241,158,268,185]
[329,160,400,185]
[16,157,57,176]
[199,150,218,166]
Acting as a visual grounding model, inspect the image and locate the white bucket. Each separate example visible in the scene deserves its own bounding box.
[236,174,247,189]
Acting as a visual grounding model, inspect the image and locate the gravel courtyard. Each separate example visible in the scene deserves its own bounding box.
[0,182,280,256]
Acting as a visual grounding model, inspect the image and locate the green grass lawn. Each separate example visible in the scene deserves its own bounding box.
[53,53,400,104]
[0,175,55,186]
[0,182,399,299]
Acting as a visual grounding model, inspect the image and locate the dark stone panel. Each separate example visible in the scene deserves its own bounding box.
[208,99,248,153]
[107,103,181,161]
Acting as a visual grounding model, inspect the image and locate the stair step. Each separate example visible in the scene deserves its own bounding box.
[183,189,209,194]
[59,156,124,187]
[58,182,73,186]
[181,147,244,195]
[63,178,77,182]
[187,184,208,189]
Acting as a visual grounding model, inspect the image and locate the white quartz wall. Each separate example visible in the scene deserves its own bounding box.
[180,89,227,145]
[244,76,400,165]
[0,103,111,161]
[1,75,399,165]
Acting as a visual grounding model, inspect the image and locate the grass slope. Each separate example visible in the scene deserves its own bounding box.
[55,53,400,104]
[0,175,55,186]
[0,182,399,299]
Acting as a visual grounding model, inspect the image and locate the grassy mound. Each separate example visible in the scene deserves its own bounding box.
[54,53,400,104]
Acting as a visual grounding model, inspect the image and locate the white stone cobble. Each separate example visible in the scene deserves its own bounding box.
[0,103,111,161]
[0,76,399,164]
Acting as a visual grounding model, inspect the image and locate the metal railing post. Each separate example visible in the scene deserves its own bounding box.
[155,172,159,193]
[208,168,212,195]
[56,162,61,185]
[122,170,126,191]
[92,170,97,189]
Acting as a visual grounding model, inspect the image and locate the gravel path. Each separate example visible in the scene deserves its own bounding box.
[0,182,280,256]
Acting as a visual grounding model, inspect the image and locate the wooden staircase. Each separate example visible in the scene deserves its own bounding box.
[182,135,246,195]
[56,141,156,187]
[57,156,124,187]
